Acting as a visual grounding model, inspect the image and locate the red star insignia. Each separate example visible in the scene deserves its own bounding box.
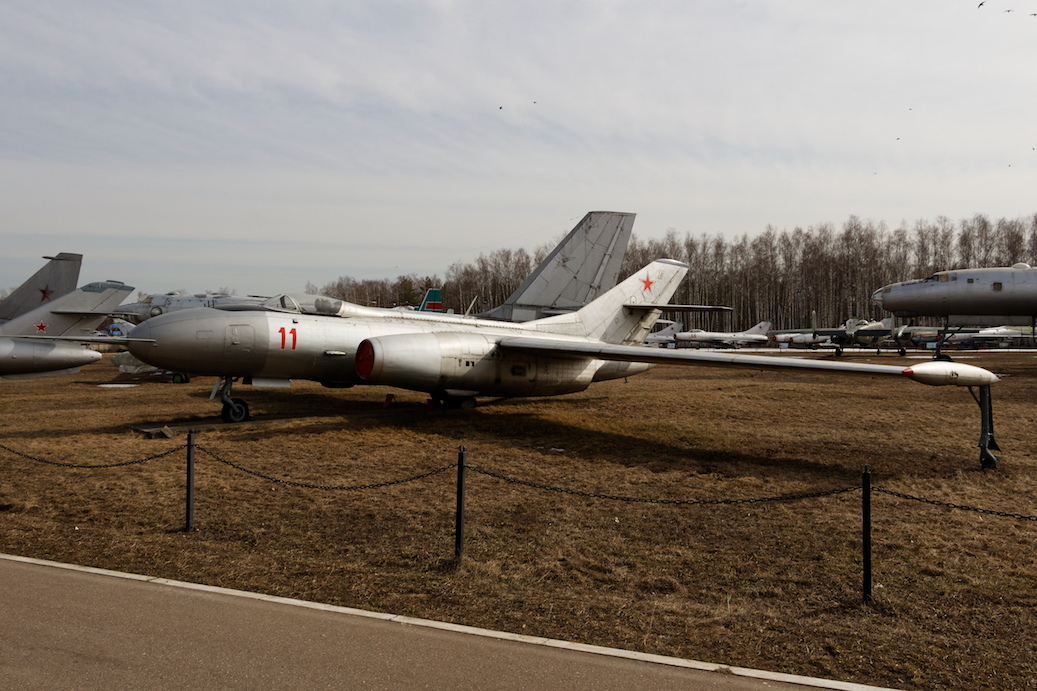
[641,273,654,292]
[35,321,47,333]
[39,285,53,302]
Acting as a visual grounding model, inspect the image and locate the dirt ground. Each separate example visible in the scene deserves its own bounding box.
[2,349,1037,690]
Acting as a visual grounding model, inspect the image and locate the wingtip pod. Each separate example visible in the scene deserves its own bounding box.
[903,361,1000,386]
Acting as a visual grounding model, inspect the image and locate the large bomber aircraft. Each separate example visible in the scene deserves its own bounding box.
[873,263,1037,327]
[127,259,1003,467]
[0,280,135,379]
[0,252,83,324]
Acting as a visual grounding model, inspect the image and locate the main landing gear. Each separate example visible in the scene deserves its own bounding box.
[212,376,252,423]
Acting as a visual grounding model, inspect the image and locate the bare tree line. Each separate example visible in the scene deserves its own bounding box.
[310,212,1037,331]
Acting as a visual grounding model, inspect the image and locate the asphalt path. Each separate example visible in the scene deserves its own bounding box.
[0,555,896,691]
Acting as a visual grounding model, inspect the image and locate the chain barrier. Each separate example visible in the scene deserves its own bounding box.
[0,442,187,469]
[6,436,1037,521]
[874,486,1037,522]
[194,444,456,491]
[466,464,860,505]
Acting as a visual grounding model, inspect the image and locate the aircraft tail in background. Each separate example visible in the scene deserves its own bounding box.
[417,288,444,312]
[0,252,83,323]
[481,211,634,321]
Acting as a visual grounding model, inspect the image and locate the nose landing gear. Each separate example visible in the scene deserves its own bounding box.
[212,376,252,423]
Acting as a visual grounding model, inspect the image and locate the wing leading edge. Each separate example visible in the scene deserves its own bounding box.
[497,337,999,387]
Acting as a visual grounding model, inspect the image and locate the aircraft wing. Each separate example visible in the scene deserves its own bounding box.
[498,337,998,387]
[6,335,155,344]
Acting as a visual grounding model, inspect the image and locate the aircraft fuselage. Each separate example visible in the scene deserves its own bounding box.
[127,307,652,398]
[873,265,1037,325]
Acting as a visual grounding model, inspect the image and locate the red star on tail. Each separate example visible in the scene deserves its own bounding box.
[34,322,47,333]
[641,273,654,292]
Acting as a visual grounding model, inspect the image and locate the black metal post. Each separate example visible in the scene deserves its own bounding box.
[455,445,467,559]
[978,384,1000,470]
[185,431,195,532]
[862,465,872,603]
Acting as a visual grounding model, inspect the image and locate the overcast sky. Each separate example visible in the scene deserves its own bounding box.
[2,0,1036,299]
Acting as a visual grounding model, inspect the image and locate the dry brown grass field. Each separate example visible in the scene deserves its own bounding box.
[3,350,1037,689]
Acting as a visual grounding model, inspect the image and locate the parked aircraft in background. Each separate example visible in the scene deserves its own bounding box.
[669,321,772,348]
[813,318,892,356]
[0,252,82,324]
[0,280,135,379]
[890,324,1025,355]
[479,211,634,321]
[127,258,1002,467]
[769,331,832,349]
[872,263,1037,328]
[117,291,265,324]
[644,323,682,346]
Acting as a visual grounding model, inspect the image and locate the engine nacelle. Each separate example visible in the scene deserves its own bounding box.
[0,339,101,376]
[356,332,499,394]
[355,332,600,397]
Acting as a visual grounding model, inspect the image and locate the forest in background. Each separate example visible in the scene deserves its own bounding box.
[309,212,1037,331]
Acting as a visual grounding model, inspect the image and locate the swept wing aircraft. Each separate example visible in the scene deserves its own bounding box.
[0,252,82,324]
[1,280,135,379]
[128,259,1002,468]
[670,321,772,347]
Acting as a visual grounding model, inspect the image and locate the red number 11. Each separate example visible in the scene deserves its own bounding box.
[278,327,297,350]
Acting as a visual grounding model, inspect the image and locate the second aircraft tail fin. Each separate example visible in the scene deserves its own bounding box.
[531,259,688,344]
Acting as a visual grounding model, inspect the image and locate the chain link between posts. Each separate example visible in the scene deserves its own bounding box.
[466,464,860,505]
[873,487,1037,522]
[0,442,187,469]
[194,445,456,491]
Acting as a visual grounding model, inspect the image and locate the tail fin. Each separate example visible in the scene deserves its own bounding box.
[0,253,82,323]
[531,259,688,343]
[417,288,444,312]
[744,321,771,335]
[1,281,134,338]
[480,211,634,321]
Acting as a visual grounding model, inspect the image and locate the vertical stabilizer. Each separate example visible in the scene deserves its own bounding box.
[481,211,634,321]
[0,253,83,323]
[532,259,688,343]
[417,288,444,312]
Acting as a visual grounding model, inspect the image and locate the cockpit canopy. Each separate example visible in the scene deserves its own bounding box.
[260,293,353,317]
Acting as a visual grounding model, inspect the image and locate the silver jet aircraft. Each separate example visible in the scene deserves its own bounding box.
[1,280,135,379]
[0,252,83,324]
[127,259,1002,467]
[873,263,1037,327]
[670,321,772,348]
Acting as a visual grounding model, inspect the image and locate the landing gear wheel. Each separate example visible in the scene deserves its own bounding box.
[898,348,907,356]
[171,372,190,384]
[835,347,844,357]
[221,398,251,423]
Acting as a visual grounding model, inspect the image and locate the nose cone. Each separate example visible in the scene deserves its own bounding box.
[127,321,152,362]
[871,287,887,306]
